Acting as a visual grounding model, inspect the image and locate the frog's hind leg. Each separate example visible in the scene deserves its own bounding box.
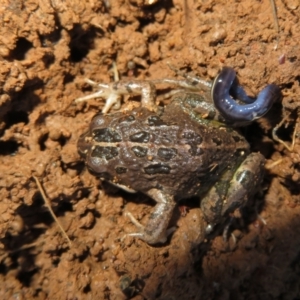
[125,188,176,245]
[220,152,265,218]
[201,153,265,234]
[152,77,211,94]
[151,64,213,102]
[155,63,212,90]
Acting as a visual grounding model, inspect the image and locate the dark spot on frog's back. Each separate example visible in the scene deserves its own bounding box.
[129,131,150,143]
[182,131,203,144]
[131,146,148,157]
[189,145,204,156]
[91,146,118,160]
[144,164,171,175]
[148,116,166,126]
[212,137,222,146]
[93,128,122,142]
[115,166,127,174]
[157,148,177,160]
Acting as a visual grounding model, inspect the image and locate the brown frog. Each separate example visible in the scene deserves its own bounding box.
[77,67,280,244]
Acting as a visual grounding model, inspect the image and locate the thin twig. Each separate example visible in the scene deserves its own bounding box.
[265,158,283,169]
[272,114,298,151]
[111,61,119,82]
[33,176,72,247]
[270,0,279,34]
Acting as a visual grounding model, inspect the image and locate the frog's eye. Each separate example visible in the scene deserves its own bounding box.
[211,67,281,123]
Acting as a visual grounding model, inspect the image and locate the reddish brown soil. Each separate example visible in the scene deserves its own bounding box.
[0,0,300,299]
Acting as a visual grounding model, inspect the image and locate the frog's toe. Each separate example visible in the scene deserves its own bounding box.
[101,93,121,114]
[127,232,168,245]
[125,211,144,231]
[125,211,174,245]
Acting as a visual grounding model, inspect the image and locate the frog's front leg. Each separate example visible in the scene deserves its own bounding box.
[126,189,176,245]
[75,80,158,113]
[201,153,265,232]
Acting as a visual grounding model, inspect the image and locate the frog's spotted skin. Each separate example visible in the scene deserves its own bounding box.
[77,67,279,245]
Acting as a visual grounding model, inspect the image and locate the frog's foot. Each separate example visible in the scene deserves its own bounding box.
[201,152,265,233]
[125,212,176,244]
[221,216,237,241]
[75,79,122,113]
[125,189,176,245]
[75,79,158,113]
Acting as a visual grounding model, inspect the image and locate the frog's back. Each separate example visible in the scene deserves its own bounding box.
[78,102,249,200]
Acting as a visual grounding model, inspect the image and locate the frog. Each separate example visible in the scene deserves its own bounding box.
[77,66,280,245]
